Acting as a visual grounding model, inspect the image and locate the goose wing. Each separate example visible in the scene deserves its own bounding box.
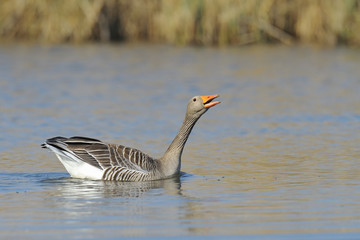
[43,136,157,173]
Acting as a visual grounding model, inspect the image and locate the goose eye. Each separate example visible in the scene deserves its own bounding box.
[193,98,197,102]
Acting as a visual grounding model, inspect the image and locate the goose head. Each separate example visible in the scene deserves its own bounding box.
[186,94,220,119]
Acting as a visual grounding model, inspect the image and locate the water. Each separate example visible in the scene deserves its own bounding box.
[0,44,360,239]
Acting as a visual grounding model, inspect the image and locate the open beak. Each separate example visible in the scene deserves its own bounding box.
[201,94,220,108]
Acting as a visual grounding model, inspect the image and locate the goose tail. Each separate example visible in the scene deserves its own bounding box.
[42,136,103,180]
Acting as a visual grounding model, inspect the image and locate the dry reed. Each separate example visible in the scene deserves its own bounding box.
[0,0,359,46]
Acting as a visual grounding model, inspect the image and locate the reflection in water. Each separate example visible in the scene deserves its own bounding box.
[0,171,189,238]
[43,173,183,199]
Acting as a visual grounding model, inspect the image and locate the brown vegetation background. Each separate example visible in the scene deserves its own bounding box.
[0,0,359,46]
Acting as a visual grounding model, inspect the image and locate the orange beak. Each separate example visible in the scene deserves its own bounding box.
[201,94,220,108]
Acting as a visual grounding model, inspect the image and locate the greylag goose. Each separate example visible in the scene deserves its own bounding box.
[42,94,220,181]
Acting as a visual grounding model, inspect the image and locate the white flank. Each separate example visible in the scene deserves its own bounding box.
[46,145,103,180]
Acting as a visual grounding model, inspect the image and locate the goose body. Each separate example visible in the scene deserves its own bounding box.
[42,95,220,181]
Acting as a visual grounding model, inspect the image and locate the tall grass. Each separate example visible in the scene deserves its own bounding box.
[0,0,359,46]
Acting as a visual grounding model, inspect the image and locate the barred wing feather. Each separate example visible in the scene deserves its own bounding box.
[44,136,158,181]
